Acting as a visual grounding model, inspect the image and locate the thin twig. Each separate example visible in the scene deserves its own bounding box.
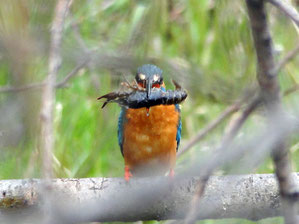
[179,70,299,158]
[71,21,89,53]
[246,1,298,224]
[275,43,299,73]
[0,60,88,93]
[184,176,210,224]
[267,0,299,27]
[70,18,101,90]
[284,84,299,96]
[0,82,45,93]
[221,96,261,145]
[55,59,89,88]
[40,0,72,179]
[179,86,260,157]
[178,103,240,157]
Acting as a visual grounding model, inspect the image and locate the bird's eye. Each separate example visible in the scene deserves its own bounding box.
[152,74,162,88]
[153,74,159,82]
[138,74,146,81]
[135,73,146,88]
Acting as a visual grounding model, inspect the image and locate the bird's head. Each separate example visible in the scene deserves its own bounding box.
[135,64,164,97]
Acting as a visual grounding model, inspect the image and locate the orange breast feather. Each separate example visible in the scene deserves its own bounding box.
[123,105,179,176]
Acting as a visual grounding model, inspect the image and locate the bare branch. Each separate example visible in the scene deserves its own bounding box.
[267,0,299,27]
[246,1,298,224]
[178,103,240,157]
[0,62,88,94]
[54,59,89,88]
[0,174,298,222]
[275,44,299,73]
[284,84,299,96]
[71,20,89,53]
[0,82,45,93]
[179,72,298,159]
[179,85,261,157]
[40,0,72,179]
[221,96,261,145]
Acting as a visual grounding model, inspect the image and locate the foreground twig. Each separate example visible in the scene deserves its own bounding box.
[246,1,298,224]
[267,0,299,27]
[184,95,261,224]
[40,0,72,179]
[0,174,298,223]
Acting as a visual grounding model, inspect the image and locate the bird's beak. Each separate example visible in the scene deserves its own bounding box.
[146,79,152,98]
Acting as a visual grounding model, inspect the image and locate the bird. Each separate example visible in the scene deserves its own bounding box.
[118,64,182,181]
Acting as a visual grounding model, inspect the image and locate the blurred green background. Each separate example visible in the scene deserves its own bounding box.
[0,0,298,223]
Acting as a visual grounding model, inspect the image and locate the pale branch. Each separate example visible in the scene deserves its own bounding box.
[246,1,298,224]
[40,0,72,179]
[267,0,299,27]
[0,174,298,223]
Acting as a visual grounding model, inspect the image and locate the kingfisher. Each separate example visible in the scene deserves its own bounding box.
[118,64,182,181]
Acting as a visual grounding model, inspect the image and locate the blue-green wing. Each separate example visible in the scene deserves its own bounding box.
[118,108,126,156]
[175,104,181,151]
[163,87,181,151]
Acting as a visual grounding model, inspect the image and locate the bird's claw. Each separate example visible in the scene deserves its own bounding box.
[124,166,132,182]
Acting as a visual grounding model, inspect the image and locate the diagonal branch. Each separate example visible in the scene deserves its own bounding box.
[54,59,89,88]
[284,84,299,96]
[221,96,261,146]
[0,82,45,93]
[178,102,240,157]
[267,0,299,27]
[0,58,91,94]
[183,95,261,224]
[275,43,299,74]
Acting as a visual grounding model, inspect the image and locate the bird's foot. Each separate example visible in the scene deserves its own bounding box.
[124,166,132,182]
[168,168,175,179]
